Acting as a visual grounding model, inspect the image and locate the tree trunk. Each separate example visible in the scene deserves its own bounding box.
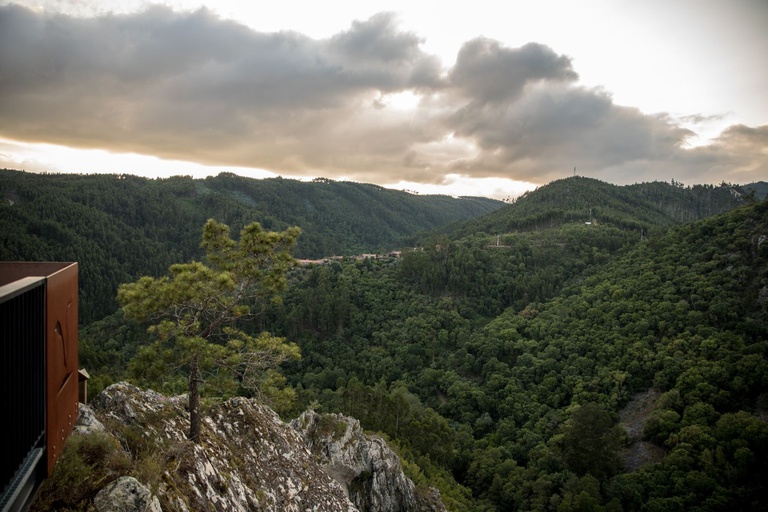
[188,354,201,443]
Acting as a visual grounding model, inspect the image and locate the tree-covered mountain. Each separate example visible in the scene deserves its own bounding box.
[0,168,501,323]
[744,181,768,200]
[437,176,749,241]
[262,196,768,510]
[7,170,767,511]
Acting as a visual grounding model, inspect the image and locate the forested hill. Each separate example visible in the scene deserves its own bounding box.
[64,169,768,509]
[746,181,768,200]
[267,197,768,510]
[0,168,501,323]
[439,176,750,240]
[80,192,768,510]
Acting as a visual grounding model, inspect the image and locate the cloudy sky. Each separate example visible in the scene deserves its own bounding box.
[1,0,766,199]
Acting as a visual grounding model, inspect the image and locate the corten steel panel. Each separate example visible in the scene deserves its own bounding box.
[0,262,79,476]
[0,262,77,287]
[43,264,79,475]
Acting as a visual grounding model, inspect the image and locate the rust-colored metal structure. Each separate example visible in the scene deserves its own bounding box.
[0,262,78,512]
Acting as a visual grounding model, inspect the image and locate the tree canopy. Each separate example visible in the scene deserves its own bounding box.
[35,175,768,509]
[117,219,301,442]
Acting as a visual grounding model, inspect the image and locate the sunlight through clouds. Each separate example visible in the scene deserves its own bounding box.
[0,0,765,195]
[0,138,278,180]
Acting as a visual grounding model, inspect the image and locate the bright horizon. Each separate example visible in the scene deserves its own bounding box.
[1,0,766,199]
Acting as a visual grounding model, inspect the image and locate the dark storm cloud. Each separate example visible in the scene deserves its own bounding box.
[0,4,764,186]
[680,124,768,183]
[0,4,442,172]
[714,124,768,150]
[445,84,694,180]
[449,39,578,103]
[0,5,438,102]
[328,12,443,89]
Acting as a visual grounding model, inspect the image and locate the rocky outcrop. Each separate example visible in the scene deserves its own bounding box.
[618,389,665,471]
[82,382,357,511]
[72,382,446,511]
[93,476,162,512]
[291,410,447,512]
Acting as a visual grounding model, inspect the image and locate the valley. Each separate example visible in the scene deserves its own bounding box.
[3,170,767,511]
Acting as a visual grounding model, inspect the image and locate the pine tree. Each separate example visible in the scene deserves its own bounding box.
[117,219,301,442]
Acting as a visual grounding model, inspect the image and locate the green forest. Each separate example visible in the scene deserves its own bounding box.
[0,168,500,323]
[3,170,767,511]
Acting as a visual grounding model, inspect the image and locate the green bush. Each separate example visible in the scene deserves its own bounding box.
[30,432,130,511]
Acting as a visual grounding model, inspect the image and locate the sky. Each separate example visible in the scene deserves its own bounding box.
[0,0,766,199]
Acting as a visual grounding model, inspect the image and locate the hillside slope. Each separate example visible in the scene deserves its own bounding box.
[268,198,768,510]
[0,169,501,322]
[71,179,768,510]
[441,176,748,240]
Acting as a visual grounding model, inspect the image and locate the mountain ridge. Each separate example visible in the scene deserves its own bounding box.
[11,171,768,510]
[436,176,752,241]
[0,168,502,323]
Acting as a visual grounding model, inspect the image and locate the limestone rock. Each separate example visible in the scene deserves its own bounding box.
[70,383,447,511]
[86,382,357,512]
[618,389,666,471]
[93,476,162,512]
[291,410,447,512]
[73,403,106,435]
